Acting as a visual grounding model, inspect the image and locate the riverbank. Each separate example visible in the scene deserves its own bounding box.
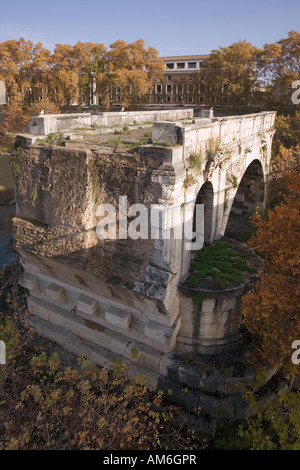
[0,150,16,269]
[0,203,16,270]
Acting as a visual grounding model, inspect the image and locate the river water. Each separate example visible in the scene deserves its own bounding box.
[0,204,16,269]
[0,153,16,270]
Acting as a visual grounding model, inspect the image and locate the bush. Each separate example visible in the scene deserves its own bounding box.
[0,266,206,450]
[27,98,61,117]
[0,309,161,449]
[0,102,27,133]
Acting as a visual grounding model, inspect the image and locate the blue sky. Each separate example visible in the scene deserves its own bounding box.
[0,0,299,56]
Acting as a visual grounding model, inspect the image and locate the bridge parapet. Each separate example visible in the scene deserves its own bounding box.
[152,111,275,157]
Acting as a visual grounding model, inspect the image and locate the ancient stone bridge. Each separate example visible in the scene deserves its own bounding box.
[13,109,276,430]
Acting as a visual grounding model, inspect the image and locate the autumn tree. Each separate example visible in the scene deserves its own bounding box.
[273,111,300,153]
[0,38,33,104]
[96,39,164,110]
[0,38,52,107]
[242,170,300,371]
[257,30,300,108]
[49,41,106,107]
[202,41,260,108]
[264,112,300,209]
[74,42,106,104]
[0,38,163,114]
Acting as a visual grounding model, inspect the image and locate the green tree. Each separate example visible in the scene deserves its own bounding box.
[239,388,300,450]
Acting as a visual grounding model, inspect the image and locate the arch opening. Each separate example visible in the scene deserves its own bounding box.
[225,160,264,241]
[193,181,214,245]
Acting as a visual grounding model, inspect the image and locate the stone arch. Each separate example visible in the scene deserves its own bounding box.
[225,159,264,240]
[193,181,214,245]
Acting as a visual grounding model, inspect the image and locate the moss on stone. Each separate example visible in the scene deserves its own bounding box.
[186,241,256,289]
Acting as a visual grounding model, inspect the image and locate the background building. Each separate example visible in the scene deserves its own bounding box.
[149,55,209,106]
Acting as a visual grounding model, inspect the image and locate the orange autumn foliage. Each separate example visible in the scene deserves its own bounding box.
[242,170,300,369]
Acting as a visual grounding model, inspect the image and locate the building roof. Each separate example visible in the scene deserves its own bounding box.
[160,55,209,61]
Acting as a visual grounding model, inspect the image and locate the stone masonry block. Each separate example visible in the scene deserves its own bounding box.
[216,297,236,312]
[35,302,51,322]
[45,283,66,303]
[110,333,130,356]
[124,341,163,372]
[27,295,37,315]
[152,122,180,146]
[222,298,237,311]
[145,316,181,346]
[160,356,180,381]
[77,294,98,315]
[30,316,70,349]
[105,306,132,329]
[201,299,216,313]
[145,266,170,287]
[21,274,39,291]
[145,321,170,344]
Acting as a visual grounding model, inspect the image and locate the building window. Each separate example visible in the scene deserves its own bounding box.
[177,63,185,69]
[188,62,196,68]
[199,84,206,94]
[175,95,182,103]
[188,84,194,94]
[124,84,132,95]
[167,76,172,81]
[176,84,183,94]
[199,61,203,68]
[166,63,174,70]
[156,96,162,102]
[199,95,205,103]
[166,84,172,94]
[189,75,193,81]
[187,96,194,103]
[155,84,162,94]
[166,96,171,103]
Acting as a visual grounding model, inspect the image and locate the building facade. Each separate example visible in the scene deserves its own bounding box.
[93,55,211,108]
[149,55,209,106]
